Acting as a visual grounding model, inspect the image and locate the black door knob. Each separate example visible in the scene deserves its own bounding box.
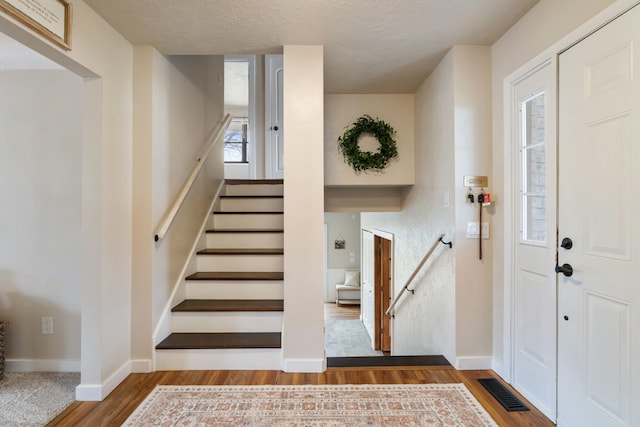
[273,126,279,131]
[555,263,573,277]
[561,237,573,249]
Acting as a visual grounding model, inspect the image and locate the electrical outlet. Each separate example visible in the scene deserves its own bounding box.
[41,317,53,335]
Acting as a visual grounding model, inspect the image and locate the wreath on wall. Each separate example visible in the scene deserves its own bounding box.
[337,115,398,173]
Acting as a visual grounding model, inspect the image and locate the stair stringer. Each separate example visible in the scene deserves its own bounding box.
[151,180,225,368]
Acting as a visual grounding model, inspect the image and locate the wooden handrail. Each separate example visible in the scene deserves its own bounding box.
[154,114,232,242]
[385,232,452,318]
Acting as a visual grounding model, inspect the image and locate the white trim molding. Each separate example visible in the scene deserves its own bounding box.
[283,357,327,373]
[75,360,131,401]
[455,356,493,370]
[130,359,153,373]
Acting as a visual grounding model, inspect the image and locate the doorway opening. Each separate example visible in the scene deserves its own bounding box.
[323,213,384,358]
[323,214,395,360]
[223,55,256,179]
[0,30,82,407]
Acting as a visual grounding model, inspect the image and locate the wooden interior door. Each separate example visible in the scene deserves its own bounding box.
[374,235,391,352]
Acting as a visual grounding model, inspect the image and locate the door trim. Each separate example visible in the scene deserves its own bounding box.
[265,54,283,179]
[499,0,640,387]
[225,55,257,179]
[371,228,394,354]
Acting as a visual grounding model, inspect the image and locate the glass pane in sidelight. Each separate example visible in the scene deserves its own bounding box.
[523,195,547,242]
[521,91,546,243]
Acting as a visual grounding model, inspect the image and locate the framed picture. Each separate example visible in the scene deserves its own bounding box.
[0,0,72,50]
[334,239,346,250]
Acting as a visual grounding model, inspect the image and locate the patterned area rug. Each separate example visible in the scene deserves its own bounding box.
[123,383,498,426]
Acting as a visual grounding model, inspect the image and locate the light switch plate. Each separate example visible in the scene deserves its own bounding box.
[466,222,489,239]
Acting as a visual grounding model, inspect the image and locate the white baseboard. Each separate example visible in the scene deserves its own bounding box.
[5,358,80,372]
[75,360,131,401]
[455,356,493,370]
[130,359,152,373]
[491,358,509,380]
[283,358,326,373]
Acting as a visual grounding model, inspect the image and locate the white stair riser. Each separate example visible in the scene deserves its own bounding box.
[186,281,284,299]
[155,348,282,371]
[172,312,283,333]
[220,198,283,212]
[225,184,283,197]
[213,214,283,229]
[196,255,283,272]
[206,232,283,249]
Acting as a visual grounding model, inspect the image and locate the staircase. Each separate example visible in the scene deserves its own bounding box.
[155,179,285,370]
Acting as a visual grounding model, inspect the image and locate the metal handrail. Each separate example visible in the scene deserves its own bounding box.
[386,232,452,318]
[154,114,233,242]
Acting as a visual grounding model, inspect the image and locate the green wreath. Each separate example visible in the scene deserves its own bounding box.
[337,115,398,172]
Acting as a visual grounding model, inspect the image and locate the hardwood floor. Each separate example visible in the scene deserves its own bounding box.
[324,301,360,320]
[51,304,553,426]
[48,368,555,427]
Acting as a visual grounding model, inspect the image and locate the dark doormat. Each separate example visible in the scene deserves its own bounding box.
[327,355,450,368]
[478,378,529,411]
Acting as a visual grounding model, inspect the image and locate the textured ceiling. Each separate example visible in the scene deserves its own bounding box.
[83,0,538,93]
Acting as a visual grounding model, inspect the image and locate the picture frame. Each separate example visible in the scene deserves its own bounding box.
[0,0,72,50]
[334,239,346,250]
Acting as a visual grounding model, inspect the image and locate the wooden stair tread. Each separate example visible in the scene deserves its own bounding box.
[173,299,284,312]
[213,211,283,215]
[206,228,283,233]
[197,248,283,255]
[186,271,284,281]
[225,179,283,185]
[156,332,281,349]
[220,195,283,199]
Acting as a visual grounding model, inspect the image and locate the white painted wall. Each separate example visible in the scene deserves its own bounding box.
[361,46,492,368]
[325,213,361,269]
[1,0,133,400]
[0,70,83,370]
[282,45,325,372]
[491,0,616,376]
[452,46,493,368]
[361,51,456,360]
[132,48,225,364]
[324,94,414,187]
[324,213,361,301]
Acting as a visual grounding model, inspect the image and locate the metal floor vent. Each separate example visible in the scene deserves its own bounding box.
[477,378,529,412]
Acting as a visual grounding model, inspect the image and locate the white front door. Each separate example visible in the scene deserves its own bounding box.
[512,60,557,421]
[558,5,640,426]
[265,55,284,179]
